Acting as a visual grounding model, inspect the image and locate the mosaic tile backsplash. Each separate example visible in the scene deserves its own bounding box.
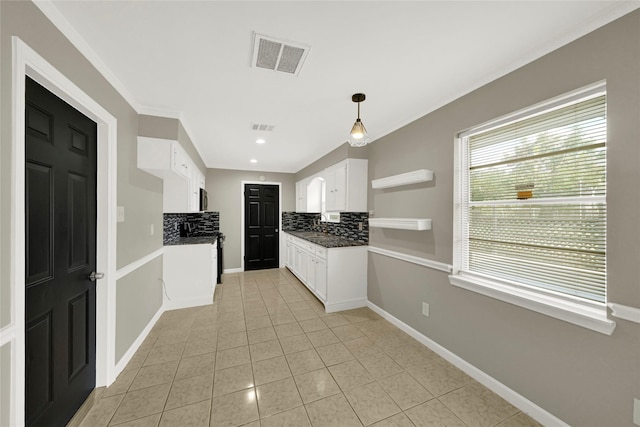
[163,211,220,244]
[282,211,369,243]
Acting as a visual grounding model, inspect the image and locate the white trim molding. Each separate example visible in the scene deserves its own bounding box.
[114,306,163,374]
[368,246,453,273]
[163,296,213,311]
[116,248,164,280]
[31,0,140,112]
[325,297,368,313]
[11,37,118,426]
[366,301,570,427]
[239,181,283,272]
[608,303,640,324]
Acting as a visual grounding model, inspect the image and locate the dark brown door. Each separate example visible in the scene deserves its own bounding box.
[25,77,97,427]
[244,184,279,270]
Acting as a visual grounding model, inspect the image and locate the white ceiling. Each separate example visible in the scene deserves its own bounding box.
[45,1,638,173]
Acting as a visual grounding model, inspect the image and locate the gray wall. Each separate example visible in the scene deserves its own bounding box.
[294,142,369,181]
[206,169,295,269]
[367,10,640,427]
[138,114,180,140]
[0,0,164,392]
[115,257,163,362]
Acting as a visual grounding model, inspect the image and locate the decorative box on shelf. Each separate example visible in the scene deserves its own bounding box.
[368,218,432,231]
[371,169,433,189]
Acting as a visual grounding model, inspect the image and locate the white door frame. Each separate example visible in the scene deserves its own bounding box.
[5,37,118,426]
[240,181,283,271]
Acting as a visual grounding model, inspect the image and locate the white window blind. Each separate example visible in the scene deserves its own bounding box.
[459,89,607,304]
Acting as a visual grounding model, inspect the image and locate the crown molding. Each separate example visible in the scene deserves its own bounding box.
[32,0,143,112]
[370,1,640,147]
[32,1,212,166]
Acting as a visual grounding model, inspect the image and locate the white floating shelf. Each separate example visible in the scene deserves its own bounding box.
[371,169,433,189]
[369,218,432,231]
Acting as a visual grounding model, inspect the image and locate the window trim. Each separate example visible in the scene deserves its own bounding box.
[450,81,615,335]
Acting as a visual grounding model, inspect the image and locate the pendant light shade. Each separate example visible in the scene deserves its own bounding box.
[348,93,370,147]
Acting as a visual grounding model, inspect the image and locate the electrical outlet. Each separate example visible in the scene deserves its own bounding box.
[422,302,430,317]
[150,224,155,236]
[633,398,640,426]
[358,222,363,231]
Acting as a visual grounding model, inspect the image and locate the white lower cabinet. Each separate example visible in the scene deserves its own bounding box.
[284,233,366,313]
[286,241,294,269]
[306,252,316,291]
[314,256,327,302]
[163,242,217,310]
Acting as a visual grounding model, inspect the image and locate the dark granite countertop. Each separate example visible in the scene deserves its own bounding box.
[285,230,367,248]
[164,233,220,246]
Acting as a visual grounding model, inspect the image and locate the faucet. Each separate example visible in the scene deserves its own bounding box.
[319,213,328,233]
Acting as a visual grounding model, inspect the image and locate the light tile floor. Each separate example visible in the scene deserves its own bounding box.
[78,268,543,427]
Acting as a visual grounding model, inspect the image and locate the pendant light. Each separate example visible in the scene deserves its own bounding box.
[348,93,370,147]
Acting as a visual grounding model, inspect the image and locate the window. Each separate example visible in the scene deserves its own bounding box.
[450,83,614,334]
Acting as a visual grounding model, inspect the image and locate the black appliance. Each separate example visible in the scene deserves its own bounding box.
[216,233,225,284]
[199,188,208,211]
[180,222,193,237]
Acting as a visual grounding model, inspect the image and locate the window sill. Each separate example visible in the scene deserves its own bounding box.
[448,273,616,335]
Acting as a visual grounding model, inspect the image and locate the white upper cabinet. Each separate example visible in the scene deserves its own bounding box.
[295,159,367,213]
[306,176,324,213]
[137,136,205,213]
[325,159,367,212]
[189,167,205,212]
[173,144,191,179]
[296,178,309,212]
[325,161,347,211]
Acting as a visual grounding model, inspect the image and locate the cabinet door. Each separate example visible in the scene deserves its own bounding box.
[293,246,302,277]
[286,242,294,268]
[325,163,346,211]
[332,163,347,211]
[315,257,327,302]
[296,179,308,212]
[189,168,199,212]
[292,245,299,272]
[306,253,316,291]
[172,145,190,179]
[293,247,308,282]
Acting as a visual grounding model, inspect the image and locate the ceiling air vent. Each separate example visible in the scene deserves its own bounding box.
[252,33,310,76]
[250,123,275,132]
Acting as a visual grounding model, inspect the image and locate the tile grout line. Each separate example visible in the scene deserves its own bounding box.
[96,270,538,427]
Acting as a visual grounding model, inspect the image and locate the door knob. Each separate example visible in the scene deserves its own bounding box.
[89,272,104,281]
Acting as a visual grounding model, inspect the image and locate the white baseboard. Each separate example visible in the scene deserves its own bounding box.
[325,298,368,313]
[223,268,243,274]
[366,301,569,427]
[113,305,164,376]
[163,295,213,311]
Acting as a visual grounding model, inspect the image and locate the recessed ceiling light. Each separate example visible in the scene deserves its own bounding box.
[256,138,266,144]
[250,159,257,163]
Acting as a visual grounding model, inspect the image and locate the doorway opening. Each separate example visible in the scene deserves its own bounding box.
[244,183,280,270]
